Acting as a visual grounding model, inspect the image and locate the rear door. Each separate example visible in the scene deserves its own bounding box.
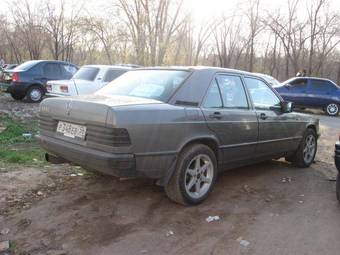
[244,77,302,157]
[201,74,258,164]
[42,63,63,83]
[307,79,337,107]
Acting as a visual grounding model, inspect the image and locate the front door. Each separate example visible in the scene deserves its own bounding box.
[244,77,303,157]
[201,74,258,164]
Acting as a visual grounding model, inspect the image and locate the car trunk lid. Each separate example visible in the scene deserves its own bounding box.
[40,95,163,126]
[46,79,77,96]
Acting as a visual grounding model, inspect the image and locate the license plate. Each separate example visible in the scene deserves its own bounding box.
[56,121,86,139]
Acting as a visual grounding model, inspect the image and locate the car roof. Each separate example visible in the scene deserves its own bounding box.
[82,64,136,70]
[27,60,76,65]
[134,66,256,75]
[289,76,333,82]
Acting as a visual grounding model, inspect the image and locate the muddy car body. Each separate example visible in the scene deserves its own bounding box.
[38,67,319,204]
[335,140,340,202]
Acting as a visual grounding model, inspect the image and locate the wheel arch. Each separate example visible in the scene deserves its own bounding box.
[306,122,319,139]
[158,136,221,187]
[26,83,45,93]
[178,136,221,162]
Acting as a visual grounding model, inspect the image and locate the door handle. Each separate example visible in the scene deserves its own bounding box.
[259,113,268,120]
[209,112,223,120]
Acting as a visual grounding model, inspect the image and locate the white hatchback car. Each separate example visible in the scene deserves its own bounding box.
[46,65,134,97]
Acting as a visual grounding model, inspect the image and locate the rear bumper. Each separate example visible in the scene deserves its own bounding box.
[37,134,137,177]
[335,142,340,171]
[45,92,69,97]
[7,82,30,96]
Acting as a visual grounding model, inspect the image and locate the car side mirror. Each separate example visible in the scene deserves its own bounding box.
[284,83,292,89]
[281,101,294,113]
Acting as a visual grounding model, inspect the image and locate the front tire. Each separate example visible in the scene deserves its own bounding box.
[289,128,317,168]
[324,103,339,116]
[26,86,44,103]
[165,144,217,205]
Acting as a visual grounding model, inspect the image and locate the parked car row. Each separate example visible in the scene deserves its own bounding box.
[1,59,339,117]
[0,60,138,102]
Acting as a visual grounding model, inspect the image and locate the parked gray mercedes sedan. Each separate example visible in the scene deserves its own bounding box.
[38,67,320,205]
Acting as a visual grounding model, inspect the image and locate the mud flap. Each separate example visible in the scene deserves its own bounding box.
[156,156,178,187]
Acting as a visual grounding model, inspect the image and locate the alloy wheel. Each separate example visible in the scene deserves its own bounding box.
[184,154,214,199]
[303,134,316,164]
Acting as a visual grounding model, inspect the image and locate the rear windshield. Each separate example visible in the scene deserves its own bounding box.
[103,69,127,82]
[96,70,190,102]
[72,67,99,81]
[14,61,38,71]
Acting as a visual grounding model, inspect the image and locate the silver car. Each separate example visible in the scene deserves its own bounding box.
[38,67,319,205]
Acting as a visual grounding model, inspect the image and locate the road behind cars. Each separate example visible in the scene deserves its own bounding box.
[0,94,339,255]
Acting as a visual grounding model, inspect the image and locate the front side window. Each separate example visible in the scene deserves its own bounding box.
[289,78,308,88]
[96,70,190,102]
[216,75,248,109]
[73,67,99,81]
[244,77,281,109]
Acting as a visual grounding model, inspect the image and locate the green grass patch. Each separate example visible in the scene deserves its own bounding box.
[0,113,45,166]
[0,148,45,164]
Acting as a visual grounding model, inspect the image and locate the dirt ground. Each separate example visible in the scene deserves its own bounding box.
[0,93,340,255]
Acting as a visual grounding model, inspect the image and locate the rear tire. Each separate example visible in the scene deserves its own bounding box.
[324,103,339,116]
[10,93,25,100]
[26,86,44,103]
[165,144,217,205]
[289,128,317,168]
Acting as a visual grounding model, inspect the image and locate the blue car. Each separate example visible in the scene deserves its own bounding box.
[274,77,340,116]
[0,60,78,102]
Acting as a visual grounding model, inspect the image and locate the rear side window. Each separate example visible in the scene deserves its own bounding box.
[216,75,248,109]
[203,79,222,108]
[103,69,127,82]
[73,67,99,81]
[62,64,78,76]
[43,63,62,79]
[310,80,335,92]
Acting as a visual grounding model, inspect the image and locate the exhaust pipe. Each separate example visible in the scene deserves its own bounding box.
[45,153,69,164]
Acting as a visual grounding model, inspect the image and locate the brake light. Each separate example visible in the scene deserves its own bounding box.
[12,72,19,82]
[60,85,68,93]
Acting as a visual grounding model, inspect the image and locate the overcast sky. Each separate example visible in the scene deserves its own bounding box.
[2,0,340,19]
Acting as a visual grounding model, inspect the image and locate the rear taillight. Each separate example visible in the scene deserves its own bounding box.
[12,72,19,82]
[60,85,68,93]
[46,84,52,92]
